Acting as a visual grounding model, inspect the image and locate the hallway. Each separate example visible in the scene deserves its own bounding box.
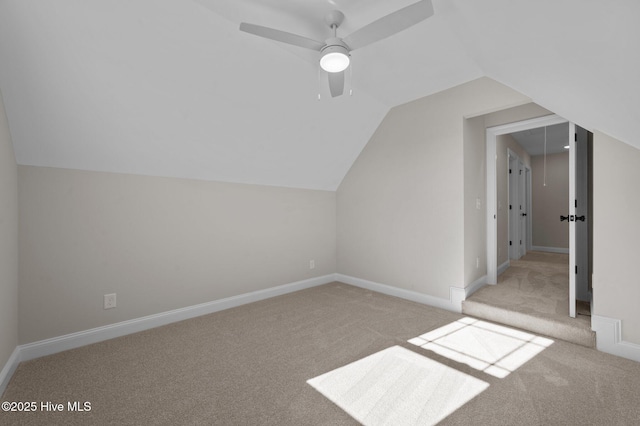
[462,251,595,347]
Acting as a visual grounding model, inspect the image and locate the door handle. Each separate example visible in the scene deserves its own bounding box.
[575,215,585,222]
[521,213,527,217]
[560,215,569,222]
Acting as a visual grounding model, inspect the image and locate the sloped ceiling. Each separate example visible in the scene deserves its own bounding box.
[0,0,637,190]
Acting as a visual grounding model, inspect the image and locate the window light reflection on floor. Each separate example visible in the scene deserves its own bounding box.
[408,317,554,378]
[308,345,489,426]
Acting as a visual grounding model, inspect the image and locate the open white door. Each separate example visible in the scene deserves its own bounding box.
[568,122,576,318]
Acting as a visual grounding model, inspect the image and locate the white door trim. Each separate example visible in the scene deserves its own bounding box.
[486,114,567,284]
[518,160,527,258]
[525,166,532,252]
[569,122,577,318]
[507,149,520,260]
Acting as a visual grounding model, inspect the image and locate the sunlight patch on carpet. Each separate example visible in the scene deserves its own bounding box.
[307,345,488,426]
[408,317,554,378]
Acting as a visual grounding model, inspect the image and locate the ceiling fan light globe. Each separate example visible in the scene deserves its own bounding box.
[320,44,350,73]
[321,52,349,72]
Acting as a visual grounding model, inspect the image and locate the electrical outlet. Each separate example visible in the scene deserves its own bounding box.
[309,260,315,269]
[104,293,117,310]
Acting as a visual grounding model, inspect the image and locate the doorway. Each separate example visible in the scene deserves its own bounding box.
[486,115,592,319]
[486,115,567,283]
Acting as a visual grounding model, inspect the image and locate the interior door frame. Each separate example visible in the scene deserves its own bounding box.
[524,165,532,253]
[519,163,530,258]
[507,149,522,261]
[486,114,567,284]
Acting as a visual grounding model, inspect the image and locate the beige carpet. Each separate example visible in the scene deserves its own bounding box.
[463,251,596,347]
[2,282,640,425]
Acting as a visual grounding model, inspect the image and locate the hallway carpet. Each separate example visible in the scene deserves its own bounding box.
[462,251,595,347]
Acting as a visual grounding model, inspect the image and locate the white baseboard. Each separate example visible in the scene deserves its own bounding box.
[449,287,466,313]
[0,347,20,397]
[498,260,510,275]
[451,275,487,313]
[465,274,487,298]
[591,315,640,362]
[335,274,463,313]
[531,246,569,254]
[14,274,334,364]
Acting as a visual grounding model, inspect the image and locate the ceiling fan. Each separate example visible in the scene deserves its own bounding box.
[239,0,434,98]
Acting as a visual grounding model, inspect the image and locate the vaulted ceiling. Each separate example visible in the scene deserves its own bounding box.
[0,0,638,190]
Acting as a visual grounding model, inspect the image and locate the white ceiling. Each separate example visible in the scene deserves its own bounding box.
[510,123,570,157]
[0,0,638,190]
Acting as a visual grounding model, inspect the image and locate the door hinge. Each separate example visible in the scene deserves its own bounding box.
[509,168,512,174]
[509,241,512,246]
[519,169,522,175]
[575,133,577,142]
[575,199,577,208]
[520,240,522,245]
[575,265,578,274]
[509,205,512,210]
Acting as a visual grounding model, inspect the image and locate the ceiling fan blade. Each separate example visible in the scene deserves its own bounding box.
[328,71,345,98]
[342,0,434,50]
[239,23,325,51]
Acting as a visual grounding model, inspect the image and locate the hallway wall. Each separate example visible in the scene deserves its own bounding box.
[531,152,569,250]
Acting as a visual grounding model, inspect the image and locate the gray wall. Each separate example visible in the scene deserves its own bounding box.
[463,116,487,286]
[592,131,640,343]
[18,167,336,343]
[337,77,531,299]
[531,152,569,249]
[0,90,18,370]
